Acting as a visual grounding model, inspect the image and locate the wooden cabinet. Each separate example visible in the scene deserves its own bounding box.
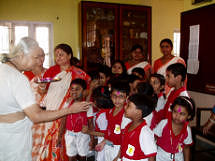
[81,1,151,72]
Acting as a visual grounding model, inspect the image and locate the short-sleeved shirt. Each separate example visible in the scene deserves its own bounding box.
[95,109,108,133]
[155,92,166,112]
[0,64,36,114]
[121,121,157,160]
[65,101,93,132]
[153,117,193,154]
[150,87,189,130]
[105,106,125,145]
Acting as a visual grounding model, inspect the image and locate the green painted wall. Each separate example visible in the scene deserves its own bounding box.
[0,0,183,63]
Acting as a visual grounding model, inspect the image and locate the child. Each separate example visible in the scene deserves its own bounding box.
[136,82,154,96]
[153,96,195,161]
[149,74,166,112]
[58,79,94,161]
[151,63,189,128]
[115,94,157,161]
[98,65,112,86]
[135,82,157,128]
[154,63,189,125]
[128,74,142,95]
[163,63,189,117]
[111,60,128,78]
[131,67,146,81]
[82,86,114,161]
[95,80,130,161]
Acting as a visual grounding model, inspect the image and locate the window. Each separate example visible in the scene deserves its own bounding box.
[0,25,9,53]
[0,21,53,68]
[173,30,180,57]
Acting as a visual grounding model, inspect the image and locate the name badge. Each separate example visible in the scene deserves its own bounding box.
[114,124,121,134]
[178,143,183,152]
[126,144,135,156]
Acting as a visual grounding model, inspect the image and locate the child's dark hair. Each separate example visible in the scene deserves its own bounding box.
[128,94,154,118]
[70,79,87,90]
[92,86,114,109]
[150,73,165,87]
[88,71,100,80]
[170,96,195,121]
[132,67,145,79]
[111,79,130,96]
[166,63,186,82]
[136,82,157,110]
[136,82,154,96]
[130,44,143,53]
[160,38,173,48]
[70,57,81,68]
[98,64,112,78]
[128,74,141,84]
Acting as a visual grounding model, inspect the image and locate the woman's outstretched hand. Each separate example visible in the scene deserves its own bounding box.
[69,101,91,113]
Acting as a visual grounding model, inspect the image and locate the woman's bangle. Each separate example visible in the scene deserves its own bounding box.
[209,118,215,124]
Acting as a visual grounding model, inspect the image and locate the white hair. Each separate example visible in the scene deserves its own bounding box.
[0,37,39,63]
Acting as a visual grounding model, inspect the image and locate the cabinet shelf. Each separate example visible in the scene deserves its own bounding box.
[81,1,151,72]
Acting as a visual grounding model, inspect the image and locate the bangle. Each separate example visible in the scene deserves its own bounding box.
[209,118,215,124]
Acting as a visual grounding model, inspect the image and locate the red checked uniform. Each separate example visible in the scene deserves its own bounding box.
[104,107,125,161]
[64,101,93,157]
[121,121,157,161]
[153,116,193,161]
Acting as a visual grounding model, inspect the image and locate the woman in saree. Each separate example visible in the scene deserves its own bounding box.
[153,38,186,95]
[0,37,90,161]
[125,44,151,80]
[38,44,91,161]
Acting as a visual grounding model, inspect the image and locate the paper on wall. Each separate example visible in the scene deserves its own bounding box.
[187,24,200,74]
[187,59,199,74]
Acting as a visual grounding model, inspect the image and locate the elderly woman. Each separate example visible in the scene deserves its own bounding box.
[23,47,47,161]
[24,47,47,103]
[0,37,90,161]
[38,44,91,161]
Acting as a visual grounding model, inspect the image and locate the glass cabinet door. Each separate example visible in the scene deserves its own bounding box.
[81,2,118,72]
[119,5,151,63]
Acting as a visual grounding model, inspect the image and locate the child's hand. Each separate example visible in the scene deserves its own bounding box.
[89,137,96,150]
[82,125,89,134]
[113,158,121,161]
[90,79,99,90]
[203,121,213,135]
[95,140,106,151]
